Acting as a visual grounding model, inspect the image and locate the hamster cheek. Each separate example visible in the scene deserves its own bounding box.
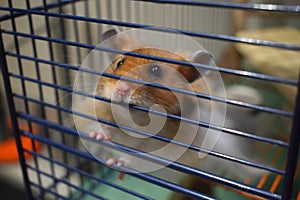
[98,81,115,99]
[152,89,181,114]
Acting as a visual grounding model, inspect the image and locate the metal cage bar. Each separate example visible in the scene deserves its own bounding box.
[0,0,299,199]
[282,72,300,199]
[0,29,33,199]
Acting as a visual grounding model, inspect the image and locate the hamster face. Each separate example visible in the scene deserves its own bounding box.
[96,48,200,115]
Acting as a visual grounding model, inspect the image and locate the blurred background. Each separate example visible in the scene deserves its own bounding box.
[0,0,299,199]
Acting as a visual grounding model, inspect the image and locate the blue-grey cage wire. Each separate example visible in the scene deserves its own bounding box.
[0,0,299,199]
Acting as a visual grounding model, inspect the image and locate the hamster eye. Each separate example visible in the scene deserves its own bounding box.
[116,58,125,69]
[149,64,162,78]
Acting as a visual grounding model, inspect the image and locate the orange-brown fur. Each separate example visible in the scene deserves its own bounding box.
[72,29,215,170]
[97,48,200,114]
[92,47,204,157]
[73,29,265,199]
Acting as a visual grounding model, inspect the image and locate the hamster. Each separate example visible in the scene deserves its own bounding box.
[73,28,266,197]
[73,28,221,172]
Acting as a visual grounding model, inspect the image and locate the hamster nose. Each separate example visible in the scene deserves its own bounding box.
[115,81,130,96]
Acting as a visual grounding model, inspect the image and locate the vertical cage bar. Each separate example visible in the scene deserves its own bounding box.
[25,0,45,192]
[84,0,92,45]
[57,1,73,197]
[0,28,33,200]
[96,0,103,40]
[282,72,300,200]
[41,0,60,197]
[7,0,44,197]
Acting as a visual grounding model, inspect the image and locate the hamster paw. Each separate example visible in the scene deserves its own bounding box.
[89,131,111,141]
[104,156,129,167]
[106,158,126,167]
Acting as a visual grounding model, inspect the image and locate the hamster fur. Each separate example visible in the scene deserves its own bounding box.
[73,28,266,197]
[74,46,214,168]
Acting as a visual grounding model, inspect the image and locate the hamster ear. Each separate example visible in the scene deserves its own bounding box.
[101,28,120,41]
[178,50,214,83]
[192,50,213,64]
[191,50,214,77]
[101,28,136,60]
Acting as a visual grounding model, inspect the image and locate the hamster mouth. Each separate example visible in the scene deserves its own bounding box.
[111,90,142,106]
[130,89,180,115]
[111,93,129,103]
[110,83,180,115]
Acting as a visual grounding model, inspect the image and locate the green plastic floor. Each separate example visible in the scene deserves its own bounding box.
[71,166,175,200]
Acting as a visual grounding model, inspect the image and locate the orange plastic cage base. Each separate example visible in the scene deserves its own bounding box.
[0,118,41,163]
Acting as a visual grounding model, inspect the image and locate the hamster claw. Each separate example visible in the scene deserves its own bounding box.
[117,157,129,167]
[89,131,97,138]
[105,157,127,167]
[106,158,116,166]
[117,160,126,167]
[89,131,111,141]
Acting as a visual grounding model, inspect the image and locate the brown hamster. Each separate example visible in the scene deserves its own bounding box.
[73,28,215,172]
[91,49,213,167]
[73,29,266,199]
